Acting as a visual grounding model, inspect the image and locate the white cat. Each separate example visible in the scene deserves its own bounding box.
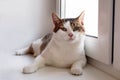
[16,11,87,75]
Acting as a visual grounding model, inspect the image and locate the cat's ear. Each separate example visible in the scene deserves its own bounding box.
[52,13,62,25]
[77,11,85,25]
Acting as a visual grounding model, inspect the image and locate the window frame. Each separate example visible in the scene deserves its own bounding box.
[59,0,113,64]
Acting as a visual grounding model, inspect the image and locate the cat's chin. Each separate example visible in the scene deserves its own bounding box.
[69,38,74,41]
[67,38,76,42]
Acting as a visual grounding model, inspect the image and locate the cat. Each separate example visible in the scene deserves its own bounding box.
[16,11,87,75]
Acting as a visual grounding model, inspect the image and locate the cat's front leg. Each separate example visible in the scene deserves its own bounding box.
[70,60,86,75]
[23,55,45,74]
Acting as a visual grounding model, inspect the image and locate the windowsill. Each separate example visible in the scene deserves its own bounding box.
[0,51,118,80]
[88,57,120,80]
[86,34,98,38]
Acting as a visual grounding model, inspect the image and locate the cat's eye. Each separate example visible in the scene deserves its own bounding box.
[61,27,67,31]
[73,27,79,31]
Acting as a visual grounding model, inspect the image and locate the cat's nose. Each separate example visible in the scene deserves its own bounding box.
[68,33,73,37]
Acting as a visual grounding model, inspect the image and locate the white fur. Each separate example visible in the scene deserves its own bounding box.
[32,39,43,57]
[16,39,43,57]
[17,21,86,75]
[16,47,30,55]
[42,32,86,68]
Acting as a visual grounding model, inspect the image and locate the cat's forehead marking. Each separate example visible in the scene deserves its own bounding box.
[63,21,71,28]
[62,18,75,29]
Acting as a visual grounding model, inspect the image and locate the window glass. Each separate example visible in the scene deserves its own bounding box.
[63,0,98,37]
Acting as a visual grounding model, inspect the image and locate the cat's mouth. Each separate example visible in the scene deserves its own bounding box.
[68,37,75,41]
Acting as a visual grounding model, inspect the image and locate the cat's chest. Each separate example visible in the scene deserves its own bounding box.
[52,44,82,59]
[54,45,80,55]
[51,47,81,62]
[44,41,84,67]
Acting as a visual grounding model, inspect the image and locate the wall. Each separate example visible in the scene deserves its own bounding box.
[0,0,56,52]
[114,0,120,71]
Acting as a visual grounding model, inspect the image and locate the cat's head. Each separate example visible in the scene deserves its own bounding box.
[52,11,85,42]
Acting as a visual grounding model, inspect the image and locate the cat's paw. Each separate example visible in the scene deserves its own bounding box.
[23,66,37,74]
[15,50,25,56]
[15,51,23,56]
[70,67,83,75]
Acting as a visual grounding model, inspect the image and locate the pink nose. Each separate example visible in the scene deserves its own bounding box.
[68,33,73,37]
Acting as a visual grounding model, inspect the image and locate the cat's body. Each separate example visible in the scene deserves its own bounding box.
[16,11,87,75]
[41,32,86,68]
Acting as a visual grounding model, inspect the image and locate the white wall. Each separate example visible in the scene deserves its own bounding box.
[0,0,56,52]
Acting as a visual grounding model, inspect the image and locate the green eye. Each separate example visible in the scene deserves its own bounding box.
[61,27,67,31]
[73,27,79,31]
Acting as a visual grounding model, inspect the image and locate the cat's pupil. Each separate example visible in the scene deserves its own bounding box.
[73,27,79,31]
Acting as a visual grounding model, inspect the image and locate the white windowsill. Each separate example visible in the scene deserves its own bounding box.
[0,51,118,80]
